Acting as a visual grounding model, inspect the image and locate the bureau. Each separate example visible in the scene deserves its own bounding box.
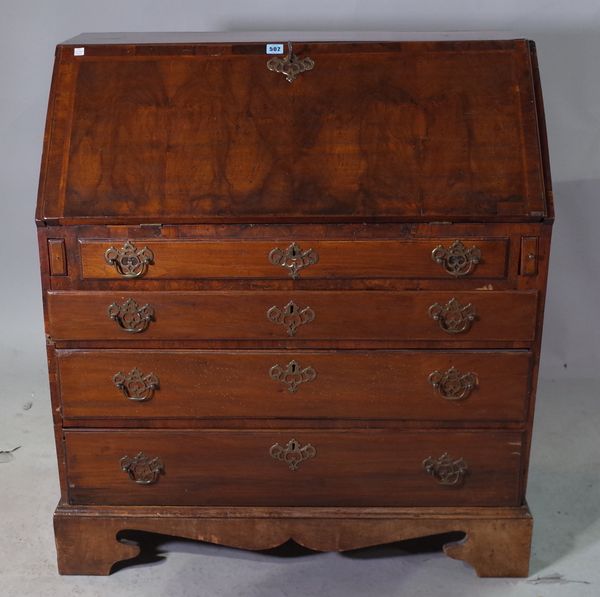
[36,32,553,577]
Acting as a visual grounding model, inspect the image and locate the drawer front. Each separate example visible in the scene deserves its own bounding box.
[58,350,531,422]
[80,238,508,280]
[65,429,523,507]
[47,290,537,342]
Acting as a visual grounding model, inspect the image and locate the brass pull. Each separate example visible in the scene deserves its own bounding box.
[423,453,468,486]
[429,298,476,334]
[105,241,154,278]
[120,452,164,485]
[270,439,316,471]
[267,41,314,83]
[269,360,317,393]
[431,240,481,277]
[267,300,315,336]
[268,242,319,279]
[113,368,159,402]
[429,367,478,401]
[108,298,154,333]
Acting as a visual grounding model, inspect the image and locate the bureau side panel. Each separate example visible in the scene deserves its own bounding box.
[37,227,69,501]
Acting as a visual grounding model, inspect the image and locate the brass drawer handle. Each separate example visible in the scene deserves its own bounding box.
[268,242,319,279]
[423,453,468,486]
[431,240,481,277]
[429,367,478,401]
[120,452,164,485]
[267,300,315,336]
[105,241,154,278]
[108,298,155,333]
[429,298,476,334]
[270,439,316,471]
[267,42,314,83]
[113,368,159,402]
[269,360,317,393]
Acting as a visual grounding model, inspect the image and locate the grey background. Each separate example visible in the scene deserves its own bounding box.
[1,2,600,595]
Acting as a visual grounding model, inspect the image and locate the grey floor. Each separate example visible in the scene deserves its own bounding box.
[2,347,599,596]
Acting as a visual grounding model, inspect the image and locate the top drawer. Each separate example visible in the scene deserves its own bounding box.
[79,238,508,281]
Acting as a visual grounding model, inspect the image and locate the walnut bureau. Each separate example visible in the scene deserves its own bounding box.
[36,32,554,577]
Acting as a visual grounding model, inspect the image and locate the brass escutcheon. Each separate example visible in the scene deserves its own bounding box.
[113,368,159,402]
[429,367,478,401]
[423,453,468,486]
[105,241,154,278]
[120,452,164,485]
[431,240,481,277]
[267,41,314,83]
[108,298,155,333]
[267,300,315,336]
[270,438,316,471]
[268,242,319,279]
[269,360,317,393]
[428,298,477,334]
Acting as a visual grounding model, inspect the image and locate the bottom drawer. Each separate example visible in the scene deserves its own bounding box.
[65,429,523,507]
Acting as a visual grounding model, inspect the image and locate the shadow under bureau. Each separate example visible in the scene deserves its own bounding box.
[36,32,554,577]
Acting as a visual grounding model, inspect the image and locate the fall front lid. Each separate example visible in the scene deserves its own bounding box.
[36,35,551,224]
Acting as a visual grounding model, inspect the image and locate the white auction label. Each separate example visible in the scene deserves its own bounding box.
[266,43,284,55]
[73,47,85,56]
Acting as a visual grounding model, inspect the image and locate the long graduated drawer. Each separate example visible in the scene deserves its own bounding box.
[64,429,524,507]
[46,290,538,342]
[57,349,531,422]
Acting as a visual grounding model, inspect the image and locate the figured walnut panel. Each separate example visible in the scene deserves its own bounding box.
[38,41,547,223]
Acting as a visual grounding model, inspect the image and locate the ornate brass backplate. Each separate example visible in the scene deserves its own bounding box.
[431,240,481,277]
[113,368,159,401]
[120,452,164,484]
[429,367,478,401]
[270,439,316,470]
[428,298,477,334]
[268,242,319,279]
[267,42,314,83]
[105,241,154,278]
[267,300,315,336]
[108,298,155,333]
[269,360,317,393]
[423,453,468,486]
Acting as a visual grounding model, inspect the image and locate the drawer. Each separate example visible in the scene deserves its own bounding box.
[46,290,537,342]
[79,238,508,280]
[64,429,523,507]
[57,350,531,422]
